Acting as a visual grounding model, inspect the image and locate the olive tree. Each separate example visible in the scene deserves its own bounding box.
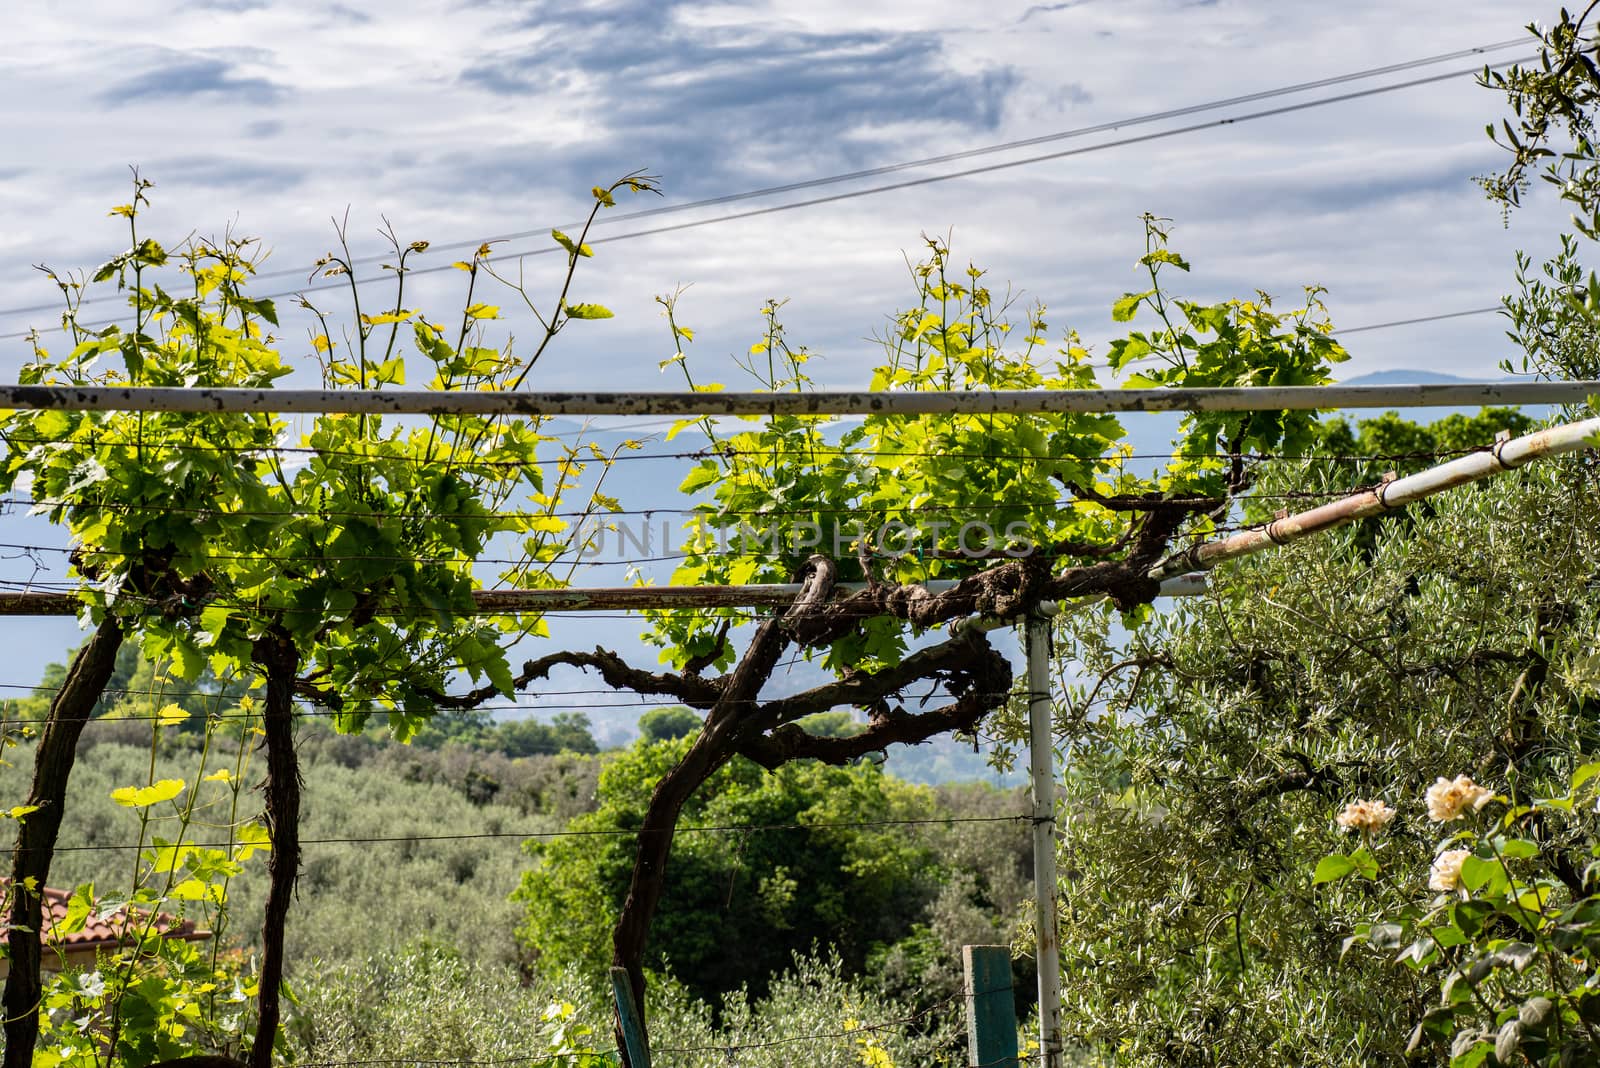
[1043,427,1600,1065]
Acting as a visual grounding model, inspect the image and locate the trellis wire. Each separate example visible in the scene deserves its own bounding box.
[1,380,1596,416]
[28,815,1028,855]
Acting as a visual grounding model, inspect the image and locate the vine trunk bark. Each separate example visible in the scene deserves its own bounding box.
[609,732,737,1019]
[2,622,124,1068]
[250,633,301,1068]
[609,558,835,1065]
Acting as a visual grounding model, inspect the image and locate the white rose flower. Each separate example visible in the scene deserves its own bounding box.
[1424,775,1494,822]
[1335,799,1397,834]
[1429,849,1471,893]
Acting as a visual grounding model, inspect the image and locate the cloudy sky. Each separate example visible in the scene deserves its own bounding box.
[0,0,1573,386]
[0,0,1581,704]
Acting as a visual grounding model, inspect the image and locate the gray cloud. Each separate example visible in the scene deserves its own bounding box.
[244,119,285,139]
[1020,2,1093,21]
[144,155,307,194]
[1176,155,1486,221]
[99,53,286,106]
[322,4,374,24]
[458,0,1015,196]
[1048,83,1095,108]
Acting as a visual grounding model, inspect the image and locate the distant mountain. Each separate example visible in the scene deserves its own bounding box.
[1341,369,1486,385]
[1336,368,1549,422]
[1109,369,1537,468]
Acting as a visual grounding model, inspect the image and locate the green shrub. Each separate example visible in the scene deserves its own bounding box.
[514,737,948,1005]
[286,947,963,1068]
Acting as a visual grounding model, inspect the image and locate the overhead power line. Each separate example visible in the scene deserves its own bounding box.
[1340,305,1503,334]
[0,38,1527,324]
[0,52,1533,346]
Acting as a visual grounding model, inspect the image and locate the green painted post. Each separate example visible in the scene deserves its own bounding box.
[610,967,651,1068]
[964,945,1019,1068]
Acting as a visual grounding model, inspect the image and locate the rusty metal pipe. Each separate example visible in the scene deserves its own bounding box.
[1153,413,1600,579]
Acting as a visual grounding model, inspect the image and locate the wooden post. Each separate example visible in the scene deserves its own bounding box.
[964,945,1019,1068]
[610,966,651,1068]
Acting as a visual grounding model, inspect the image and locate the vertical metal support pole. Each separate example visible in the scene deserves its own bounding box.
[1025,607,1063,1068]
[964,944,1020,1067]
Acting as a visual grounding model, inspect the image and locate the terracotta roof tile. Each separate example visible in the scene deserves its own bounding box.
[3,881,209,951]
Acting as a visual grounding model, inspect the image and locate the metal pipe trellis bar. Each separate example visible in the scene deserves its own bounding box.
[1152,413,1600,579]
[0,380,1597,417]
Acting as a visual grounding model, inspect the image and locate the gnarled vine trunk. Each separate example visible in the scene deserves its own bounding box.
[608,558,836,1053]
[585,528,1183,1066]
[2,622,124,1068]
[250,631,301,1068]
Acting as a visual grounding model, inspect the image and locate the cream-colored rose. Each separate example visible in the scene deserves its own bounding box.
[1429,849,1471,892]
[1424,775,1494,822]
[1335,799,1397,834]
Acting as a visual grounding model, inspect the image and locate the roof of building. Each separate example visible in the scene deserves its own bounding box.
[3,881,210,952]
